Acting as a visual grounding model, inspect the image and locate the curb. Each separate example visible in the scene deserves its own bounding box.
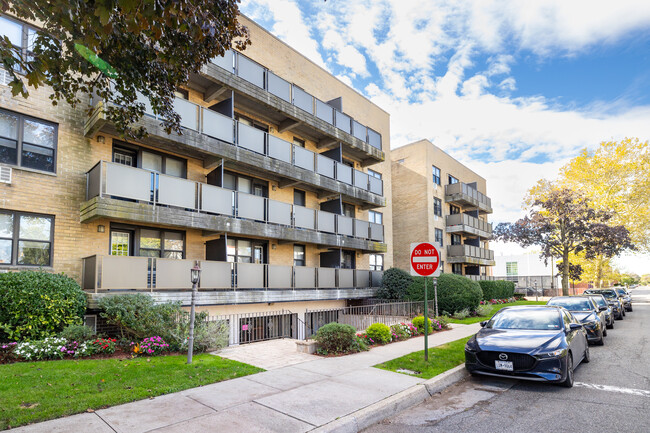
[311,364,469,433]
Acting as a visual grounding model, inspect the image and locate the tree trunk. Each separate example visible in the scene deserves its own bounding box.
[595,255,604,288]
[562,251,570,296]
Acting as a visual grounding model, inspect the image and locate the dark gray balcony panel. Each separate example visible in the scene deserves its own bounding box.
[174,98,199,130]
[368,128,381,149]
[267,134,292,163]
[353,170,369,189]
[338,215,354,236]
[316,154,335,178]
[370,222,384,242]
[105,163,151,201]
[292,85,313,114]
[237,55,265,88]
[354,220,369,239]
[267,71,291,102]
[294,205,316,230]
[369,176,383,195]
[212,50,234,72]
[352,120,367,142]
[238,123,265,155]
[267,200,292,226]
[202,109,235,143]
[335,111,351,134]
[201,184,234,216]
[315,99,334,124]
[371,271,383,287]
[355,270,370,288]
[336,162,352,184]
[86,163,101,200]
[317,210,336,233]
[267,265,292,289]
[200,260,232,289]
[158,174,196,209]
[294,266,316,289]
[237,263,264,288]
[338,269,354,288]
[293,145,315,171]
[237,192,265,221]
[318,267,336,288]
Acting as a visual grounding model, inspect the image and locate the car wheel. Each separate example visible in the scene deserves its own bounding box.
[582,344,590,363]
[562,354,574,388]
[603,328,607,337]
[622,308,626,317]
[629,305,633,312]
[607,319,614,329]
[596,330,605,346]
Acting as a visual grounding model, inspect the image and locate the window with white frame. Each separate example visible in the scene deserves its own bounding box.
[368,169,382,179]
[432,166,441,185]
[369,210,382,224]
[506,262,518,276]
[435,228,443,247]
[369,254,384,271]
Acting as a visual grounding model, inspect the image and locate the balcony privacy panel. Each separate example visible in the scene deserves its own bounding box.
[337,215,353,236]
[369,176,383,195]
[292,86,313,113]
[156,259,194,289]
[293,145,315,171]
[353,170,369,189]
[136,92,154,117]
[354,220,369,239]
[294,206,316,230]
[200,260,232,289]
[201,184,234,215]
[336,162,352,184]
[174,98,199,130]
[105,163,151,201]
[338,269,354,288]
[315,99,334,124]
[237,55,265,88]
[267,72,291,102]
[368,128,381,149]
[370,222,384,242]
[294,266,316,289]
[236,263,264,288]
[158,175,196,209]
[371,271,383,287]
[83,256,97,290]
[316,154,335,178]
[87,163,101,200]
[238,123,265,154]
[203,110,235,143]
[317,210,335,233]
[352,120,367,142]
[267,135,292,163]
[267,265,293,289]
[335,111,351,134]
[267,200,292,226]
[355,270,370,288]
[212,50,234,72]
[237,192,265,221]
[101,256,149,290]
[318,267,336,288]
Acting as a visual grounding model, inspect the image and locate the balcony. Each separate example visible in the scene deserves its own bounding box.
[465,275,496,281]
[445,213,492,239]
[82,255,383,306]
[83,161,386,252]
[446,245,495,266]
[85,99,384,209]
[444,183,492,214]
[194,50,384,164]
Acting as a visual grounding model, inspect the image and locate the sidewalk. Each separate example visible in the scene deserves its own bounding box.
[11,324,480,433]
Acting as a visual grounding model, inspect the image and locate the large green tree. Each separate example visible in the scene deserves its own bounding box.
[0,0,249,137]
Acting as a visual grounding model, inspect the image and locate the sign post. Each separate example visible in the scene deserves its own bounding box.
[410,242,441,362]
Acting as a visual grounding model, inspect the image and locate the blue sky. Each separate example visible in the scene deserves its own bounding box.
[240,0,650,273]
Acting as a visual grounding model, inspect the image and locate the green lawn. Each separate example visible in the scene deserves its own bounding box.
[0,354,263,430]
[448,300,547,324]
[375,336,472,379]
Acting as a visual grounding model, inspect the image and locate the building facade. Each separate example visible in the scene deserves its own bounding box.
[391,140,494,279]
[494,253,561,294]
[0,15,392,331]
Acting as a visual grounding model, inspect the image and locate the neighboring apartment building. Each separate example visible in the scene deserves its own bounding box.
[0,14,392,340]
[391,140,494,279]
[494,253,561,293]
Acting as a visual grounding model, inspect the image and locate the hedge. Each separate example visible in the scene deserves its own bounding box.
[478,280,515,300]
[376,267,413,300]
[406,273,483,314]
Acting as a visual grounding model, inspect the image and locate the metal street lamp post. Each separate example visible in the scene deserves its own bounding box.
[187,262,201,364]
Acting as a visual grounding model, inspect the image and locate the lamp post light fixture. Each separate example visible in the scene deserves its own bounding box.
[187,262,201,364]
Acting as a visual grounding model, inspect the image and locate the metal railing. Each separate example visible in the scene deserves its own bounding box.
[86,161,385,242]
[198,310,298,346]
[445,182,492,209]
[466,275,496,281]
[447,245,495,261]
[445,213,492,234]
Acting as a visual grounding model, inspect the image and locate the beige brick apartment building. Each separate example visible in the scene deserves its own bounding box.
[391,140,494,279]
[0,14,392,340]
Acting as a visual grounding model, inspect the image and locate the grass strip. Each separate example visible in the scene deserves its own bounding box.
[0,354,263,430]
[448,300,547,324]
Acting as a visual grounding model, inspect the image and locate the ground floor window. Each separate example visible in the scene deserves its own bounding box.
[109,224,185,259]
[0,210,53,266]
[369,254,384,271]
[452,263,462,275]
[293,244,305,266]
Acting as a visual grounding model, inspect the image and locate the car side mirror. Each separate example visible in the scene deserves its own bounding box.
[480,321,487,327]
[599,306,607,312]
[568,323,583,331]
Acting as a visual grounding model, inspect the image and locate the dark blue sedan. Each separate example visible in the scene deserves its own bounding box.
[465,306,589,387]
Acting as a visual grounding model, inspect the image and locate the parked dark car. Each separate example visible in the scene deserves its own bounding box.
[586,294,614,329]
[465,306,589,388]
[585,289,625,319]
[547,297,606,345]
[613,287,633,312]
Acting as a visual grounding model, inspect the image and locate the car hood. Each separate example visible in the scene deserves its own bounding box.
[476,329,563,354]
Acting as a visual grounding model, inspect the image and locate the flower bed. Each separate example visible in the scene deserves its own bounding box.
[479,297,517,305]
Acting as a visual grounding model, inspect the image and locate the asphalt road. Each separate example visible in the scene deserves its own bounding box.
[364,286,650,433]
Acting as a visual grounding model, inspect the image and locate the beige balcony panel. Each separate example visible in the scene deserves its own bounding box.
[268,200,292,226]
[237,263,264,288]
[237,55,265,88]
[174,98,199,130]
[201,184,234,215]
[238,122,265,154]
[317,210,336,233]
[336,162,352,184]
[295,266,316,289]
[238,192,265,221]
[105,163,151,202]
[294,205,316,230]
[156,258,194,290]
[316,154,335,178]
[294,145,315,171]
[158,174,196,209]
[267,72,291,103]
[202,109,235,143]
[267,265,292,289]
[338,269,354,288]
[199,260,232,289]
[212,50,234,72]
[101,256,149,290]
[268,135,292,163]
[318,267,336,288]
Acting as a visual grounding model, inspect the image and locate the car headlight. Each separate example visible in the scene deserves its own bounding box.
[583,320,598,327]
[536,348,567,359]
[465,336,479,352]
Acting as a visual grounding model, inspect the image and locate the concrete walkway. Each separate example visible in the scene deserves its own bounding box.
[11,324,480,433]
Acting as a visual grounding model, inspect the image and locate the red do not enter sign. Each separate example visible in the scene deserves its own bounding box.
[410,242,441,277]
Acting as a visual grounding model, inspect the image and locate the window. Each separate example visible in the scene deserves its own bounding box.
[449,205,461,215]
[0,16,37,74]
[369,210,382,224]
[0,109,57,173]
[112,143,186,178]
[293,189,306,207]
[342,203,355,218]
[227,238,252,263]
[368,169,382,180]
[369,254,384,271]
[451,234,462,245]
[223,170,268,197]
[432,166,441,185]
[236,114,268,132]
[448,174,459,185]
[292,137,305,148]
[293,244,305,266]
[506,261,518,277]
[174,88,189,100]
[433,197,442,217]
[110,226,184,259]
[341,250,355,269]
[0,210,53,266]
[452,264,462,275]
[435,228,443,247]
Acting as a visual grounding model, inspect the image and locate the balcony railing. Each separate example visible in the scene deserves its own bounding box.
[82,255,383,292]
[124,96,384,197]
[445,213,492,235]
[445,182,492,210]
[86,161,385,242]
[447,245,495,261]
[466,275,496,281]
[211,50,382,150]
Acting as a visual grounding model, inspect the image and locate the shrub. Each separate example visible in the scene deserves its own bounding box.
[59,324,95,342]
[376,267,413,300]
[411,316,432,334]
[191,320,229,353]
[475,303,493,317]
[412,316,447,333]
[136,336,170,356]
[0,271,86,342]
[454,308,471,320]
[314,322,357,354]
[366,323,391,344]
[478,280,515,300]
[406,274,483,314]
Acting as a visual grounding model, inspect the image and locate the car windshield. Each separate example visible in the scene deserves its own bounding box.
[615,289,626,296]
[488,309,562,330]
[547,298,594,311]
[587,290,617,300]
[589,296,607,308]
